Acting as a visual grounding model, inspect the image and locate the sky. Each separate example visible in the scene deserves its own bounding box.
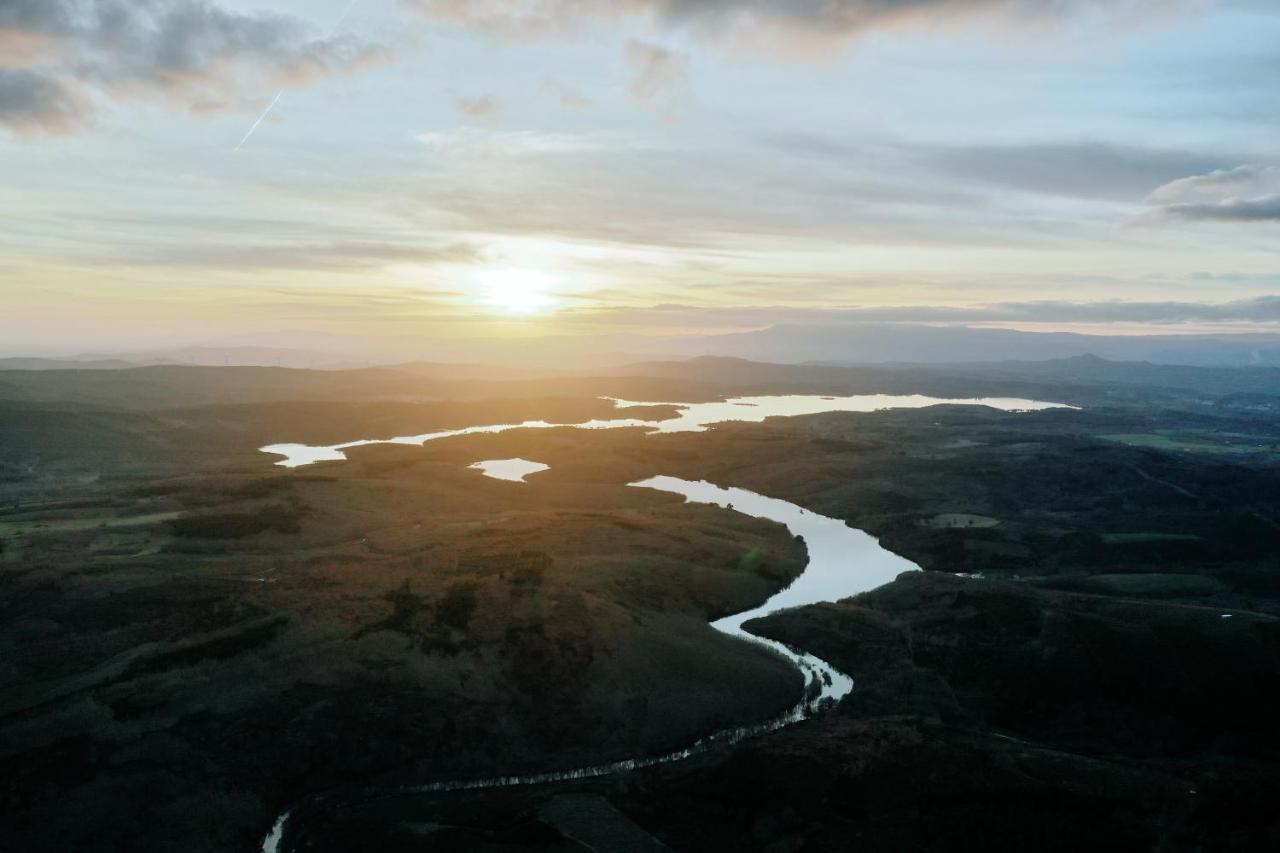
[1,0,1279,356]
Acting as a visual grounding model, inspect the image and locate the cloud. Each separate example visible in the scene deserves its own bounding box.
[1147,165,1280,204]
[926,140,1228,201]
[408,1,1209,47]
[763,133,1238,204]
[841,296,1280,324]
[574,295,1280,327]
[415,126,611,156]
[0,0,389,136]
[0,68,88,135]
[1146,164,1280,222]
[118,240,485,271]
[626,39,689,118]
[541,77,592,109]
[1160,195,1280,222]
[454,94,499,119]
[389,124,1094,250]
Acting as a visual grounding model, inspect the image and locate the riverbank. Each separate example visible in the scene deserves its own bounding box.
[3,365,1278,850]
[294,571,1279,851]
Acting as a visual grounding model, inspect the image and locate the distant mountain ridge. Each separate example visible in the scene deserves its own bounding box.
[616,354,1280,398]
[0,357,136,371]
[7,323,1280,371]
[669,324,1280,367]
[3,354,1278,410]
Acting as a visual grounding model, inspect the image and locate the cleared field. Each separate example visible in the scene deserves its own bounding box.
[1102,532,1203,545]
[0,511,181,537]
[1104,431,1280,455]
[921,513,1000,529]
[1086,573,1226,597]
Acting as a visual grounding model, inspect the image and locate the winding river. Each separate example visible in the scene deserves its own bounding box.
[259,394,1071,851]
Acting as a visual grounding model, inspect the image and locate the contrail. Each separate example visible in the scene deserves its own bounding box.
[234,90,284,152]
[333,0,360,29]
[232,0,362,152]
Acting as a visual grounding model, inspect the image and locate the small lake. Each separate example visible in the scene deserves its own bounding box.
[469,458,550,482]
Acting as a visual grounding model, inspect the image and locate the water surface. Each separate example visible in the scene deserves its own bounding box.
[264,474,922,852]
[632,476,920,706]
[611,394,1071,433]
[469,458,551,482]
[257,393,1075,851]
[261,394,1072,468]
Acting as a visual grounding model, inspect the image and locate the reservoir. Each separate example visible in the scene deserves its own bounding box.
[262,394,1072,468]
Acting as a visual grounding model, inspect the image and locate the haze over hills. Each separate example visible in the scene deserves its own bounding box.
[622,355,1280,400]
[0,358,138,371]
[9,324,1280,371]
[685,324,1280,367]
[4,354,1278,414]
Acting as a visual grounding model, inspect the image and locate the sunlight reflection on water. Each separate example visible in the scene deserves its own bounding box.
[260,394,1073,468]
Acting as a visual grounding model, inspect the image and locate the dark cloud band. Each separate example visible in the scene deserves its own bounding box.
[0,0,388,136]
[409,0,1206,40]
[1161,196,1280,222]
[1146,165,1280,223]
[0,67,86,135]
[578,296,1280,327]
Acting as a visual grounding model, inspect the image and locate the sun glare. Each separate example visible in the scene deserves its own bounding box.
[480,269,560,315]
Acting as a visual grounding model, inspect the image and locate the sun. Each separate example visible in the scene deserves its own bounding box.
[479,269,559,315]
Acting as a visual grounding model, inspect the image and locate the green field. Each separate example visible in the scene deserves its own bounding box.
[1104,431,1279,455]
[921,513,1000,529]
[1101,533,1204,545]
[0,511,181,537]
[1086,573,1226,597]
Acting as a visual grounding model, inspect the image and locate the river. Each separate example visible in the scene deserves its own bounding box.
[259,393,1070,851]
